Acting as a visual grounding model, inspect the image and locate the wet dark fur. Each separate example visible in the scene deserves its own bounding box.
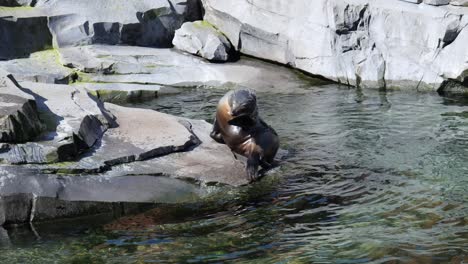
[210,90,279,182]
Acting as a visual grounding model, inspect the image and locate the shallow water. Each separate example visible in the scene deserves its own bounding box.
[1,85,468,263]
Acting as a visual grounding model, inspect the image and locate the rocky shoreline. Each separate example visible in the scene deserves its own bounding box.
[1,0,467,228]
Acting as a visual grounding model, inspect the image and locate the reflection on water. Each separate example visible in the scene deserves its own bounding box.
[1,86,467,263]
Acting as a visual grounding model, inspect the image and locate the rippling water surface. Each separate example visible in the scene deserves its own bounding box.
[1,85,468,263]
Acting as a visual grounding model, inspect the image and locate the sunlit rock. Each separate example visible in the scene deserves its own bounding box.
[202,0,468,90]
[173,21,232,61]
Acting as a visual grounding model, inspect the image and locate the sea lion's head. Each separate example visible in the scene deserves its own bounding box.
[228,89,258,127]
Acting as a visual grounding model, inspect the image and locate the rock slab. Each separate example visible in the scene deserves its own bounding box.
[173,20,233,61]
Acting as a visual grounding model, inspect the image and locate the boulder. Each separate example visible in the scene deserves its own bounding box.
[0,72,44,143]
[173,21,232,61]
[201,0,468,91]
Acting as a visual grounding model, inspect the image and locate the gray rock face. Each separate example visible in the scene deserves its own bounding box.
[0,0,35,7]
[451,0,468,6]
[424,0,450,5]
[0,73,44,143]
[0,75,114,164]
[0,0,203,51]
[0,16,52,60]
[202,0,468,91]
[173,21,232,61]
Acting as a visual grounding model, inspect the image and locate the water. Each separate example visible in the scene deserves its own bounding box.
[1,85,467,263]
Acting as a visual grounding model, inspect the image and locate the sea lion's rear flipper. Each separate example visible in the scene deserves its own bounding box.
[246,153,260,182]
[210,116,225,144]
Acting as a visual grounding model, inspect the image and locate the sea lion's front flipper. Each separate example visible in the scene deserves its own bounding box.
[246,153,260,182]
[210,116,225,144]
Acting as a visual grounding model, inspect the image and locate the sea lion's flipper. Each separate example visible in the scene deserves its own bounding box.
[246,154,260,182]
[210,116,225,144]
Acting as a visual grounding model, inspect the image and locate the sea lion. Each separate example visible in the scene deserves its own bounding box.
[210,89,279,182]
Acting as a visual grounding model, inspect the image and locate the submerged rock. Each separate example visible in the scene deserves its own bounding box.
[173,21,232,61]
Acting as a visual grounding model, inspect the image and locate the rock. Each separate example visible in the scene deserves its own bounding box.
[1,193,33,225]
[0,0,35,7]
[0,49,74,84]
[399,0,422,3]
[0,0,203,52]
[78,83,167,103]
[18,105,250,186]
[69,103,200,169]
[451,0,468,6]
[105,119,249,186]
[0,16,52,60]
[32,197,117,223]
[424,0,450,5]
[202,0,468,91]
[0,198,4,226]
[0,165,212,226]
[173,20,232,61]
[59,45,327,93]
[0,226,9,246]
[0,72,44,143]
[0,80,114,164]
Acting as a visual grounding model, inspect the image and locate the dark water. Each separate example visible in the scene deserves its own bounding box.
[1,86,468,263]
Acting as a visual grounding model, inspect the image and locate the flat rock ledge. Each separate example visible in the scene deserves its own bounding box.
[0,71,44,143]
[0,72,250,227]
